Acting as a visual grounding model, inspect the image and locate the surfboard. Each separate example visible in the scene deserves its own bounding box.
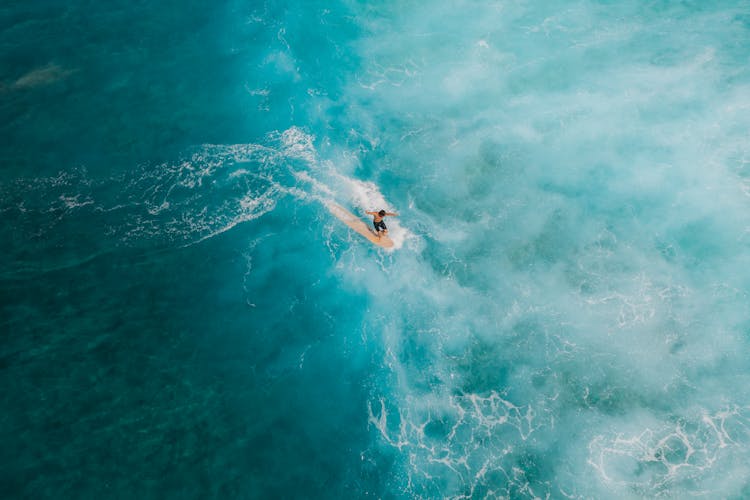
[326,201,394,248]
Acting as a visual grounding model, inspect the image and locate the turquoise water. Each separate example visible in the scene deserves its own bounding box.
[3,0,750,497]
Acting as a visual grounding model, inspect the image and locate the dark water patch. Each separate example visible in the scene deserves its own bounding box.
[0,1,241,174]
[0,205,378,497]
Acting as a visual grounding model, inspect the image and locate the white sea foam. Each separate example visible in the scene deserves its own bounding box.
[316,0,750,497]
[58,194,94,210]
[586,405,750,497]
[2,126,409,261]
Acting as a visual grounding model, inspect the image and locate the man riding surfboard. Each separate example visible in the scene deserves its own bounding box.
[366,209,398,239]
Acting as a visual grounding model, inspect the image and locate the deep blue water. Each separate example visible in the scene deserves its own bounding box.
[3,1,750,498]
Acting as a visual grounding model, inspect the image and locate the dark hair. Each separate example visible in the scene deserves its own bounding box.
[378,210,386,217]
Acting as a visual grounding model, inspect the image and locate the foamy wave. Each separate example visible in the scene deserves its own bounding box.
[368,390,548,498]
[588,406,750,496]
[279,126,317,163]
[0,131,305,255]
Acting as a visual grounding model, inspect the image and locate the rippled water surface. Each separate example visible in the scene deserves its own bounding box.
[3,1,750,498]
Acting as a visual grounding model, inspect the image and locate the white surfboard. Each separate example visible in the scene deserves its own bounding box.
[326,201,394,248]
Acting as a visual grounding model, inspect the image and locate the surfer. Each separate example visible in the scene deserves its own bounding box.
[366,209,398,238]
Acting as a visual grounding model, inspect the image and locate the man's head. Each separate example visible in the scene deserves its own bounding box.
[378,210,386,217]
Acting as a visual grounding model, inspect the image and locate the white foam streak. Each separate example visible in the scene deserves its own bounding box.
[2,127,352,251]
[4,125,412,254]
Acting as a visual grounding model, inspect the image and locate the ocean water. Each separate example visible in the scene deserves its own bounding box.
[3,0,750,498]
